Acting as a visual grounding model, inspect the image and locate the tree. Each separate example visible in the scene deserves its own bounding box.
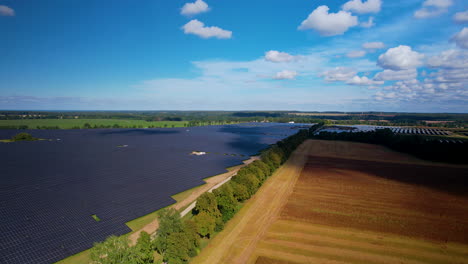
[229,181,250,202]
[231,173,260,196]
[182,220,199,257]
[135,231,154,264]
[153,209,183,257]
[213,184,238,222]
[193,192,223,231]
[11,132,36,141]
[165,232,191,264]
[194,192,218,215]
[251,160,272,178]
[90,236,132,264]
[261,148,283,170]
[193,211,216,237]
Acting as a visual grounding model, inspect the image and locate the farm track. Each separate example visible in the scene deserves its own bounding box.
[128,156,259,245]
[192,139,468,264]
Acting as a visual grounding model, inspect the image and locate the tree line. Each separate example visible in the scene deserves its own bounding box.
[3,110,466,128]
[90,124,322,264]
[314,128,467,164]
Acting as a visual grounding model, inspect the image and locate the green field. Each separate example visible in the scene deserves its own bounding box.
[0,119,188,129]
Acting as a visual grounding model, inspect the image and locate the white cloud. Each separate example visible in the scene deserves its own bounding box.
[422,49,468,95]
[0,5,14,16]
[342,0,382,14]
[376,46,468,103]
[414,0,453,19]
[374,69,418,81]
[182,19,232,39]
[451,27,468,49]
[298,5,358,36]
[181,0,210,16]
[360,17,375,28]
[427,49,468,68]
[346,50,366,58]
[362,41,385,50]
[377,45,424,70]
[273,70,298,80]
[375,91,398,100]
[264,50,295,63]
[320,67,357,82]
[347,75,384,85]
[454,10,468,23]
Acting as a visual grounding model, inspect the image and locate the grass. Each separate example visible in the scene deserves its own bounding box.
[0,119,188,129]
[125,207,167,232]
[0,138,48,143]
[91,214,101,222]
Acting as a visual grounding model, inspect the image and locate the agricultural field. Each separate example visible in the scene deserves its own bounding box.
[0,119,187,129]
[192,140,468,264]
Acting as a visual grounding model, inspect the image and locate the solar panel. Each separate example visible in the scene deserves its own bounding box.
[0,123,305,264]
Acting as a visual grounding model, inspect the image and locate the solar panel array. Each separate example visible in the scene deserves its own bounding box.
[0,123,304,264]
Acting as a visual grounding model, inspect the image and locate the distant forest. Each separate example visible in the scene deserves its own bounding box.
[0,110,467,128]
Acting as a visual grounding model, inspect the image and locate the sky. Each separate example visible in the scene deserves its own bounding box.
[0,0,467,112]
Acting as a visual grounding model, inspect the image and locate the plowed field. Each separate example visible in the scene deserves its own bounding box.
[191,140,468,264]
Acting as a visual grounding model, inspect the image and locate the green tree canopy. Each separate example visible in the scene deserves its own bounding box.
[213,184,238,223]
[193,211,216,238]
[153,208,183,256]
[11,132,36,141]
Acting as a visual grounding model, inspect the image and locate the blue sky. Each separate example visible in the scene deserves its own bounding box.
[1,0,467,112]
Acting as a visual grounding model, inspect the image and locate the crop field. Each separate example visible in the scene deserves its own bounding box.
[0,123,304,264]
[0,119,187,129]
[192,140,468,264]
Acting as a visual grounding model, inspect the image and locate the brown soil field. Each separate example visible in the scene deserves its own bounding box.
[282,156,468,243]
[191,140,468,264]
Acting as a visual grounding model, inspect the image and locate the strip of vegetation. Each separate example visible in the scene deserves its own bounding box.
[1,132,41,143]
[2,110,466,128]
[88,124,323,264]
[313,128,467,164]
[0,119,188,130]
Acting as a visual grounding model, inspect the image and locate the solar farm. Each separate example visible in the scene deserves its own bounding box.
[319,125,452,135]
[0,123,305,264]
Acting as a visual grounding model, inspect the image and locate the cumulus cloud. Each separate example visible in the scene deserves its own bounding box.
[375,91,397,100]
[451,27,468,49]
[182,19,232,39]
[298,5,358,36]
[427,49,468,68]
[342,0,382,14]
[273,70,298,80]
[454,10,468,23]
[347,75,384,85]
[264,50,296,63]
[414,0,453,19]
[346,50,366,58]
[0,5,14,16]
[320,67,357,82]
[423,49,468,94]
[375,47,468,103]
[374,69,418,81]
[377,45,424,70]
[360,17,375,28]
[181,0,210,16]
[362,41,385,50]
